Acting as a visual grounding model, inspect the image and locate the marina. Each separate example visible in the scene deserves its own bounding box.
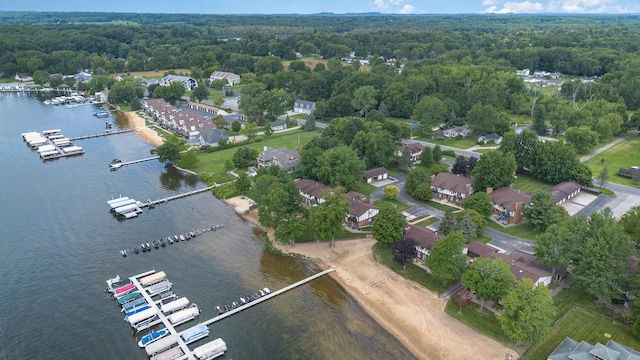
[117,224,224,257]
[107,269,333,359]
[22,129,84,160]
[107,187,215,219]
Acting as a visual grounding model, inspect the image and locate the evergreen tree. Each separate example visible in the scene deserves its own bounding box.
[458,215,477,239]
[431,145,443,164]
[439,209,458,235]
[304,113,316,131]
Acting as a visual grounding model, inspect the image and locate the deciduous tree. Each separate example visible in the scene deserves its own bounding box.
[534,223,572,280]
[462,257,516,311]
[405,167,430,195]
[372,204,407,246]
[156,134,182,164]
[462,192,493,219]
[522,191,560,233]
[499,278,555,344]
[471,150,516,192]
[383,185,400,200]
[425,231,467,285]
[309,188,350,248]
[315,145,365,191]
[392,237,417,271]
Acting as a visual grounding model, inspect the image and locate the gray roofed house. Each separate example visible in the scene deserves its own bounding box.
[363,167,388,183]
[209,71,241,86]
[548,337,640,360]
[257,147,300,173]
[477,133,503,144]
[293,100,316,115]
[271,121,286,131]
[197,128,228,147]
[160,75,198,91]
[74,71,92,83]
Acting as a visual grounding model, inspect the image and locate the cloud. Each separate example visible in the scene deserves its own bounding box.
[482,1,545,13]
[548,0,623,13]
[389,0,406,4]
[398,4,417,13]
[371,0,388,9]
[482,0,501,5]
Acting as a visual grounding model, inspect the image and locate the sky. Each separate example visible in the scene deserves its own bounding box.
[3,0,639,15]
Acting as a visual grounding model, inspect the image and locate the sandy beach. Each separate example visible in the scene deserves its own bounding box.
[125,111,165,147]
[223,196,519,360]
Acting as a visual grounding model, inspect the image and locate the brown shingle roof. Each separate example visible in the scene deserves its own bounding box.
[467,241,500,258]
[488,187,531,212]
[548,181,582,203]
[397,142,425,154]
[404,225,443,251]
[430,173,474,193]
[363,167,388,179]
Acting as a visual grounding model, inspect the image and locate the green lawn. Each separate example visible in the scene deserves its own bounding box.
[513,173,555,193]
[372,242,450,293]
[426,200,463,212]
[426,137,480,149]
[413,217,439,227]
[445,300,514,345]
[584,136,640,187]
[522,309,640,360]
[485,220,539,240]
[351,182,376,196]
[190,129,319,183]
[373,198,411,212]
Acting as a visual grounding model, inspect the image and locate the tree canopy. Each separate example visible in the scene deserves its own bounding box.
[425,231,467,285]
[372,204,407,246]
[499,278,555,344]
[471,150,516,192]
[462,257,516,311]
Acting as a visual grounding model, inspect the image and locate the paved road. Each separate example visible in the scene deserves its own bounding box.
[391,173,445,219]
[405,139,482,159]
[484,228,535,254]
[580,134,630,162]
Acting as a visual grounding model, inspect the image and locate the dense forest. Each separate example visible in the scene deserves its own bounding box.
[1,12,640,136]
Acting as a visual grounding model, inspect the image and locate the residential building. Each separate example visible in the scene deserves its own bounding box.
[548,181,582,205]
[443,126,471,138]
[187,101,222,116]
[477,133,503,145]
[143,98,216,139]
[548,337,640,360]
[487,187,532,224]
[74,71,92,83]
[488,250,553,286]
[197,128,229,147]
[257,147,300,173]
[14,73,33,82]
[397,142,426,162]
[344,191,379,229]
[293,100,316,115]
[271,121,286,131]
[160,75,197,91]
[516,69,530,76]
[295,179,379,229]
[363,167,388,183]
[403,225,444,262]
[430,173,474,204]
[209,71,241,86]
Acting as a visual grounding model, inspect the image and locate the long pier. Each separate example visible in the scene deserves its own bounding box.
[200,269,334,327]
[142,186,215,207]
[111,156,159,170]
[70,128,135,141]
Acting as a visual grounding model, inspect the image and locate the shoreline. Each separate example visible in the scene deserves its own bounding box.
[223,196,519,360]
[124,111,165,147]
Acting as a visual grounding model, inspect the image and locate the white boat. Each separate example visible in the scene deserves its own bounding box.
[126,307,157,326]
[138,328,170,348]
[140,271,167,286]
[160,297,189,314]
[168,303,199,326]
[192,338,227,360]
[149,346,184,360]
[105,275,121,292]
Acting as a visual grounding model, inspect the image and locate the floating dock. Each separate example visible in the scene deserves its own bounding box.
[142,186,215,207]
[107,186,213,219]
[69,128,135,141]
[110,156,159,171]
[113,268,333,359]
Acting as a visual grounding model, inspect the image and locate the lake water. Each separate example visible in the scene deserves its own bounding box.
[0,93,415,360]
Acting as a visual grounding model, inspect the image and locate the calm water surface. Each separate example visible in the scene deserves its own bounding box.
[0,94,416,360]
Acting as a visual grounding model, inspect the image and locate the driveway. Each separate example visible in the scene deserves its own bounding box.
[485,228,535,254]
[373,173,445,219]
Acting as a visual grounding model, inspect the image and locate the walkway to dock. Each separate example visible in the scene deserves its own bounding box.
[69,128,135,141]
[200,269,334,327]
[111,156,159,170]
[129,270,195,360]
[142,186,215,207]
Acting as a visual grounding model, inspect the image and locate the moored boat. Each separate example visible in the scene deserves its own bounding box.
[181,323,209,343]
[179,234,185,241]
[133,246,139,254]
[138,328,170,348]
[192,338,227,360]
[117,291,141,304]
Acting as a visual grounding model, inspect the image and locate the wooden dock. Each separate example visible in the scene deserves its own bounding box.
[69,128,135,141]
[142,186,214,207]
[110,156,159,170]
[200,269,334,327]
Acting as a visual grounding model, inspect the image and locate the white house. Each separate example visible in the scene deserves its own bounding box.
[443,126,471,138]
[209,71,241,86]
[160,75,197,91]
[293,100,316,115]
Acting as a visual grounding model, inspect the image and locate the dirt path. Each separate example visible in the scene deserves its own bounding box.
[124,111,164,147]
[224,198,519,360]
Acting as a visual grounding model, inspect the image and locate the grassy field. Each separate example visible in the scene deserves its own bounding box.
[513,173,555,193]
[374,198,411,212]
[584,136,640,187]
[282,56,328,70]
[522,309,640,359]
[372,242,450,294]
[426,137,481,149]
[485,220,539,240]
[444,300,514,345]
[190,129,319,182]
[350,182,376,196]
[426,200,463,212]
[413,216,439,227]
